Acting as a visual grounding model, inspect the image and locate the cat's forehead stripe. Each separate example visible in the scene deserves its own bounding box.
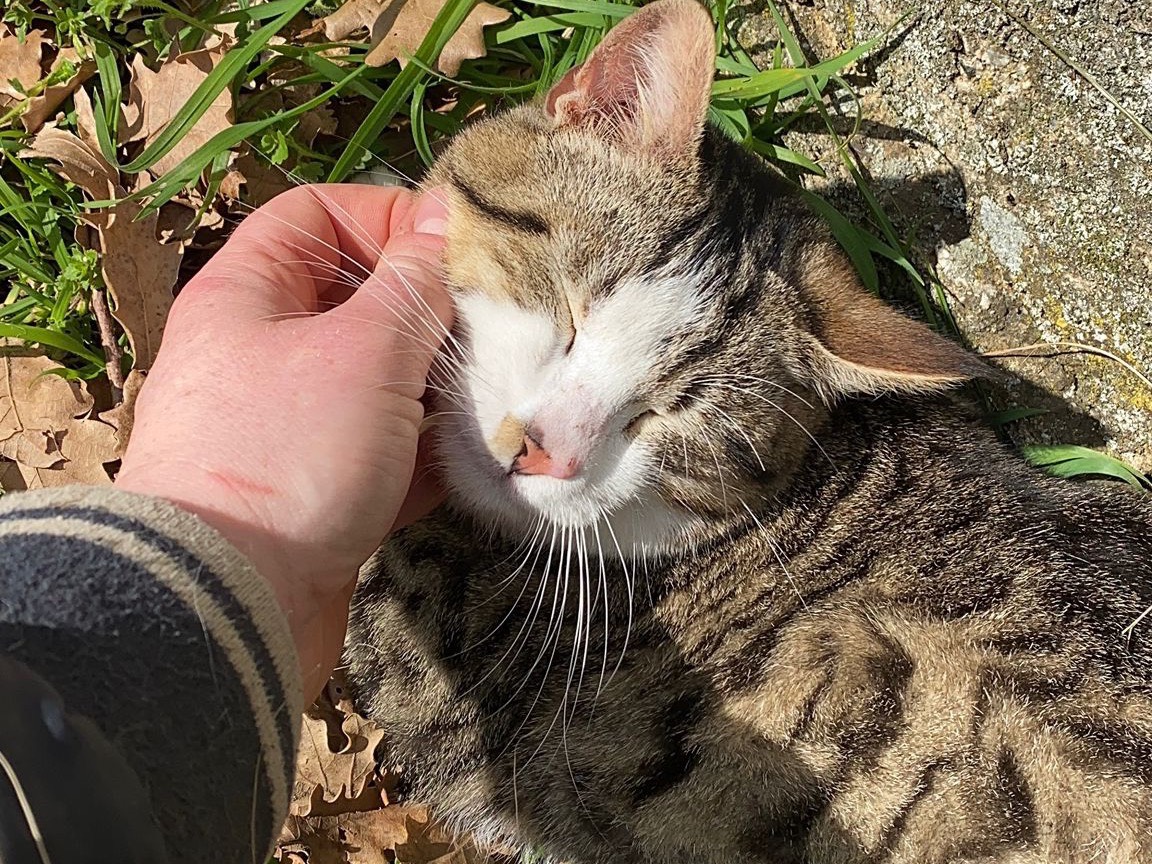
[449,173,550,235]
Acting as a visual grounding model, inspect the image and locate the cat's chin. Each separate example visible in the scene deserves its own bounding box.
[443,470,705,561]
[435,416,705,559]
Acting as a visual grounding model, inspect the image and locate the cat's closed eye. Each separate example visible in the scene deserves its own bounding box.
[623,408,659,438]
[624,396,693,437]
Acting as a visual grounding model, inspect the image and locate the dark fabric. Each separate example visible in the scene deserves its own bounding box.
[11,505,296,769]
[0,496,296,864]
[0,655,168,864]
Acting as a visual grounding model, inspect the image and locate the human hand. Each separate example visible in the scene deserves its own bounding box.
[115,184,453,698]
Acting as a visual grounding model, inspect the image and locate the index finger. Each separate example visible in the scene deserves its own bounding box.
[187,184,419,313]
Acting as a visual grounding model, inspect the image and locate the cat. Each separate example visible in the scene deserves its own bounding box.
[343,1,1152,861]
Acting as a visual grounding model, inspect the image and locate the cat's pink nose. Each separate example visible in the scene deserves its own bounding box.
[512,434,581,479]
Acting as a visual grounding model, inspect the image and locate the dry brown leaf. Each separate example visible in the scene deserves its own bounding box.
[0,352,117,490]
[153,193,225,245]
[0,353,88,468]
[88,205,182,370]
[283,806,428,864]
[23,126,183,370]
[48,415,119,485]
[279,814,351,864]
[121,42,234,176]
[227,148,296,207]
[70,84,102,151]
[301,672,361,756]
[20,47,96,133]
[394,813,456,864]
[279,683,483,864]
[97,368,146,460]
[154,199,201,244]
[218,168,245,201]
[21,123,119,200]
[293,710,387,817]
[326,671,357,716]
[345,809,426,864]
[321,0,510,76]
[0,26,46,109]
[298,105,338,147]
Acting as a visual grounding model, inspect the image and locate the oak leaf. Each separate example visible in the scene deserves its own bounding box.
[321,0,511,76]
[121,41,234,177]
[0,26,96,132]
[226,147,296,207]
[0,351,117,490]
[97,369,146,460]
[394,813,457,863]
[279,683,482,864]
[20,124,118,200]
[0,26,46,109]
[280,806,437,864]
[23,126,183,370]
[279,814,350,864]
[347,810,428,864]
[70,85,103,151]
[87,204,183,370]
[293,710,387,817]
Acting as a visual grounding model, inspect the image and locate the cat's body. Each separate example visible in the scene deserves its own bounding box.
[350,395,1152,863]
[345,2,1152,860]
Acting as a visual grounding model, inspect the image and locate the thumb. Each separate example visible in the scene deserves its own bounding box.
[335,194,454,384]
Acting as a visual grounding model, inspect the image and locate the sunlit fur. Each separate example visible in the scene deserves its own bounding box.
[424,105,846,556]
[346,2,1152,862]
[420,32,980,556]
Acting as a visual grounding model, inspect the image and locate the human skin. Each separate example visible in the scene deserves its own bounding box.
[116,184,453,699]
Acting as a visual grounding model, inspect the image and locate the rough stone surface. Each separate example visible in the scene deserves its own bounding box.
[738,0,1152,470]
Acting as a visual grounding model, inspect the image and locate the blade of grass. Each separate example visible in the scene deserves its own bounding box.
[0,323,105,365]
[327,0,479,182]
[497,12,607,43]
[213,0,318,24]
[796,188,879,292]
[748,139,824,175]
[520,0,636,19]
[92,41,122,165]
[122,0,309,174]
[1023,444,1150,489]
[987,407,1047,425]
[712,37,882,100]
[126,65,365,212]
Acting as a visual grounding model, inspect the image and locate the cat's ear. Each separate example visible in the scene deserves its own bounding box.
[544,0,715,156]
[801,251,994,401]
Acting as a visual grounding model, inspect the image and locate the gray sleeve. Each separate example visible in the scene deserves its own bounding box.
[0,485,302,863]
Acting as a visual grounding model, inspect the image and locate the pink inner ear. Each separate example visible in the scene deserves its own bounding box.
[544,66,581,118]
[541,0,715,155]
[545,41,645,131]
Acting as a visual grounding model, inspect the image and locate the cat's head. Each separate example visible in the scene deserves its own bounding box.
[424,0,985,555]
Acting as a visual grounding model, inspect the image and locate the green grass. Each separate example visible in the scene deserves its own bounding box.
[0,0,1147,488]
[0,0,886,361]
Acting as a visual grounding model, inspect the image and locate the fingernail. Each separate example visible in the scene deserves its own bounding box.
[412,188,449,237]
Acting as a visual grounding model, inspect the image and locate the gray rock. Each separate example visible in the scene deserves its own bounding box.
[737,0,1152,471]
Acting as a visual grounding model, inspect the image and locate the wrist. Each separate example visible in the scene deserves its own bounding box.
[114,466,352,699]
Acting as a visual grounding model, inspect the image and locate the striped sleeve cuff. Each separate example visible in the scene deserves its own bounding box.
[0,485,301,862]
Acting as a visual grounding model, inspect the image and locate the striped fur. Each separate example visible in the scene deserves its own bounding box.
[349,398,1152,863]
[346,2,1152,860]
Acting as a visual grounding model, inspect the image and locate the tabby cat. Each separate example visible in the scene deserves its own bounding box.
[344,2,1152,861]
